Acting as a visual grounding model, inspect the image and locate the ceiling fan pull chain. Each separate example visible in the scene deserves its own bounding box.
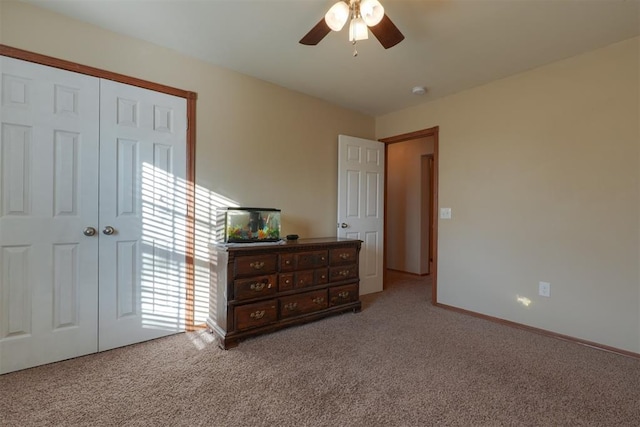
[352,41,358,57]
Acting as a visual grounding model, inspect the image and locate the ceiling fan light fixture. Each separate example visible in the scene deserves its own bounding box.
[325,1,350,31]
[299,0,403,50]
[349,16,369,42]
[360,0,385,26]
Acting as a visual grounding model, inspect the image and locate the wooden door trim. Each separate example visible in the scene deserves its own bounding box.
[0,45,196,99]
[379,126,439,304]
[0,44,199,330]
[424,154,435,276]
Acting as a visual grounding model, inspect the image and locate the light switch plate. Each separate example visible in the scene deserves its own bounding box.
[440,208,452,219]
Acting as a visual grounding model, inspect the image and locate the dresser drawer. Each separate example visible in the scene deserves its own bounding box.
[235,254,277,277]
[297,250,328,269]
[330,247,357,266]
[279,289,328,320]
[235,300,278,331]
[279,273,294,291]
[315,268,328,285]
[280,251,328,271]
[282,269,326,291]
[329,284,359,306]
[234,274,277,301]
[294,270,315,289]
[329,265,358,282]
[279,254,295,272]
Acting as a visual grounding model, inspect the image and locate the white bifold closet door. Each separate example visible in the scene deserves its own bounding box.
[0,56,100,374]
[0,56,187,374]
[98,79,187,351]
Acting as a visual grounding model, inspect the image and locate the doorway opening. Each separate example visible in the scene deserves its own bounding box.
[380,127,439,304]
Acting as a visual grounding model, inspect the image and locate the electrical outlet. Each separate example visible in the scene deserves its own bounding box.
[539,281,551,297]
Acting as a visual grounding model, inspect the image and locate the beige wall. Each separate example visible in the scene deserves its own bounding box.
[377,37,640,353]
[1,1,375,321]
[387,137,434,274]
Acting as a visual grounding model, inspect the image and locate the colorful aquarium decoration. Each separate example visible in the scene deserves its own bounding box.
[216,207,281,243]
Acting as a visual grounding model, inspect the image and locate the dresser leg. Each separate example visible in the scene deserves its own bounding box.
[218,336,239,350]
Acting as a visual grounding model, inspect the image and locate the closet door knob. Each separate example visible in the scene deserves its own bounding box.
[103,226,116,235]
[83,227,97,237]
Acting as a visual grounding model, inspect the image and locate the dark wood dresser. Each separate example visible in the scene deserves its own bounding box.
[207,237,362,349]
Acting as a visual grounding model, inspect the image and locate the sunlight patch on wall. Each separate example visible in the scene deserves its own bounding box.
[139,162,239,330]
[516,295,532,308]
[193,184,239,324]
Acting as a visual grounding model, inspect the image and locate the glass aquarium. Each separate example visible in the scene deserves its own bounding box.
[216,207,281,243]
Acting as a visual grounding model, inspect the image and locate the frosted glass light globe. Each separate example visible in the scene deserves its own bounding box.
[325,1,350,31]
[349,16,369,42]
[360,0,384,26]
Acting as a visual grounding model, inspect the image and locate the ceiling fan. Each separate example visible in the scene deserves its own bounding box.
[299,0,404,50]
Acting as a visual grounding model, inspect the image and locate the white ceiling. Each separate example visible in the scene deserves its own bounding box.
[24,0,640,116]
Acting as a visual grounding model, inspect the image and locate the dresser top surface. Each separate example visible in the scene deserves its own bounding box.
[214,237,361,253]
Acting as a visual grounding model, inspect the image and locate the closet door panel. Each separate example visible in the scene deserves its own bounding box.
[98,79,187,351]
[0,56,99,374]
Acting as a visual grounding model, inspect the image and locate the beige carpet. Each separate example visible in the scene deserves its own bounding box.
[1,271,639,426]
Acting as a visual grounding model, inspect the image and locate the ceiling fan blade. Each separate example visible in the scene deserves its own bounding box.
[369,14,405,49]
[299,19,331,45]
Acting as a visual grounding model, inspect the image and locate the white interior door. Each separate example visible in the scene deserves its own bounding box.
[337,135,384,295]
[0,57,100,374]
[98,79,187,351]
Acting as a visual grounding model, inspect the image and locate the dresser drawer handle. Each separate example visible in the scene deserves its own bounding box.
[338,291,350,299]
[321,275,326,279]
[285,260,291,265]
[250,282,268,292]
[338,270,350,277]
[284,302,298,311]
[298,279,305,285]
[250,310,265,320]
[339,253,350,260]
[250,261,265,270]
[285,279,291,284]
[312,297,325,304]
